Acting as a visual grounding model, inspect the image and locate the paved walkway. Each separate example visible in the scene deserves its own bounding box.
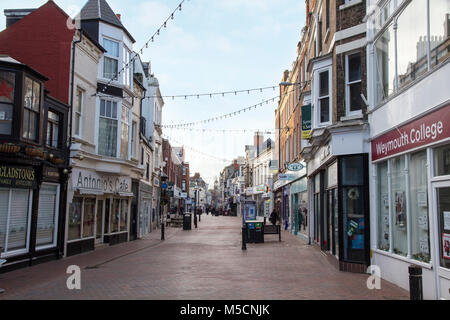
[0,215,408,300]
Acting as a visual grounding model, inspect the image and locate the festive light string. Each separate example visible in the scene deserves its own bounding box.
[166,127,277,134]
[162,84,302,129]
[148,85,277,100]
[100,0,186,93]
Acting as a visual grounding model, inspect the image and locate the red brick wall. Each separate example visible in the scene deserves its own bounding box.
[0,1,74,104]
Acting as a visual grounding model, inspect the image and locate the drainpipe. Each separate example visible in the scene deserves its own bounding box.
[312,13,319,57]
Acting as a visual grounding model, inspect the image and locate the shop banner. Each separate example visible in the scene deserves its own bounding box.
[0,166,36,189]
[301,104,312,139]
[372,104,450,161]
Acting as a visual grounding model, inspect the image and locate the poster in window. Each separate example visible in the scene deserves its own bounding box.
[395,191,406,228]
[443,211,450,231]
[443,233,450,260]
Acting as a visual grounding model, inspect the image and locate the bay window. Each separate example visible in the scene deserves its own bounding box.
[123,46,132,87]
[346,52,363,114]
[0,70,15,135]
[103,38,119,80]
[36,184,59,248]
[98,99,118,157]
[74,88,83,137]
[23,76,41,141]
[120,106,130,160]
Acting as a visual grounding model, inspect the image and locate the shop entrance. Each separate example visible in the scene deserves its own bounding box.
[95,199,104,244]
[432,181,450,300]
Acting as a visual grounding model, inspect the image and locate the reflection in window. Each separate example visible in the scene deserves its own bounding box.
[0,71,15,135]
[429,1,450,70]
[375,24,395,104]
[23,77,40,141]
[377,161,390,252]
[434,144,450,176]
[46,111,60,148]
[390,156,407,256]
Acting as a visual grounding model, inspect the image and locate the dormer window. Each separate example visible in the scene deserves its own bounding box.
[103,38,119,80]
[0,70,15,135]
[22,76,41,141]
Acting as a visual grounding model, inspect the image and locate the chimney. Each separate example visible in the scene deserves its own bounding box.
[4,9,35,28]
[116,14,121,21]
[254,132,264,155]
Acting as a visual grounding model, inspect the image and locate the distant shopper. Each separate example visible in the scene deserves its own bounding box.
[269,209,278,226]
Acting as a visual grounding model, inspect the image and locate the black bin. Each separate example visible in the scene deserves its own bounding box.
[246,221,264,243]
[183,214,192,230]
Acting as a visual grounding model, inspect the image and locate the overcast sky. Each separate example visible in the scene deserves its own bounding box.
[0,0,306,187]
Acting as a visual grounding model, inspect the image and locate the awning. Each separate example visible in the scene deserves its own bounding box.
[117,192,135,197]
[75,188,104,196]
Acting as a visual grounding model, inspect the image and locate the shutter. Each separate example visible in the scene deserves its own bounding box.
[37,184,58,247]
[8,189,31,251]
[0,189,9,252]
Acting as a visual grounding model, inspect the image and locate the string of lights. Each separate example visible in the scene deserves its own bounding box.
[166,127,277,134]
[162,84,301,129]
[100,0,187,93]
[148,85,277,100]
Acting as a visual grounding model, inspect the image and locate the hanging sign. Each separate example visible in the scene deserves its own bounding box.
[287,162,304,172]
[301,104,312,139]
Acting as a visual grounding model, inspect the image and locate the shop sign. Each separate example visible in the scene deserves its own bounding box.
[72,169,131,194]
[43,167,60,181]
[372,104,450,161]
[0,166,36,189]
[301,104,312,139]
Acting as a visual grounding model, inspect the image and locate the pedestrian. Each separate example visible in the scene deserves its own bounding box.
[269,209,278,226]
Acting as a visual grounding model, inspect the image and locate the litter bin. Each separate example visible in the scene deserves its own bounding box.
[246,221,264,243]
[183,214,192,230]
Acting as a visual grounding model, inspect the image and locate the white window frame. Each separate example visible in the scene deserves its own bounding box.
[315,66,332,127]
[119,106,131,161]
[131,121,137,159]
[345,51,363,116]
[98,98,119,158]
[102,37,120,81]
[74,87,84,138]
[36,183,60,251]
[122,45,132,88]
[0,188,33,258]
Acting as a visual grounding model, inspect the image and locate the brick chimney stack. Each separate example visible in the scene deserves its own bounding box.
[116,14,121,21]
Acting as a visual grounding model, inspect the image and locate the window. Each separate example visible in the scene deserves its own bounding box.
[98,99,118,157]
[46,110,60,148]
[326,0,330,30]
[103,38,119,80]
[0,71,15,135]
[434,144,450,176]
[0,188,32,256]
[346,52,363,114]
[375,24,395,104]
[82,198,95,238]
[123,46,132,87]
[377,161,390,251]
[131,121,137,158]
[74,88,83,137]
[68,197,95,241]
[318,70,330,124]
[429,0,449,70]
[36,184,59,248]
[146,154,150,180]
[390,156,407,256]
[23,77,41,141]
[120,106,130,160]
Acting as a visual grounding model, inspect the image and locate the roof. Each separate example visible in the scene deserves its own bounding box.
[80,0,136,43]
[0,55,48,80]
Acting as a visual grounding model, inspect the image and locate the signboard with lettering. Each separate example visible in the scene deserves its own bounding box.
[301,104,312,139]
[72,169,131,194]
[0,166,36,189]
[372,104,450,161]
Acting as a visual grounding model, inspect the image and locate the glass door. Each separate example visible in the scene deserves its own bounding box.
[433,182,450,300]
[95,199,104,244]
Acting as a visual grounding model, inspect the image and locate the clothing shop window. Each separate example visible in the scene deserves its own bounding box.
[409,151,430,262]
[74,88,83,137]
[318,70,330,124]
[0,70,15,135]
[103,38,119,80]
[36,184,59,248]
[0,188,32,256]
[23,77,41,141]
[120,106,130,160]
[98,99,118,157]
[46,110,60,148]
[390,156,408,256]
[346,52,363,114]
[377,161,390,252]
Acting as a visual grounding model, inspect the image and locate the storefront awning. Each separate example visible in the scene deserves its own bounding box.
[76,188,104,196]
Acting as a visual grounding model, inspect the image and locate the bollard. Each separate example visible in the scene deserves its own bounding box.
[409,265,423,300]
[161,222,165,241]
[242,226,247,251]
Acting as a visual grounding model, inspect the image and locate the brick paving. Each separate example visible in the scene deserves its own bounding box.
[0,215,408,300]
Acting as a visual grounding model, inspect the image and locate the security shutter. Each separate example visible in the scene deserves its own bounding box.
[8,189,31,251]
[37,184,58,247]
[0,189,9,252]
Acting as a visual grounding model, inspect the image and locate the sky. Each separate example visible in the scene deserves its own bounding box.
[0,0,306,187]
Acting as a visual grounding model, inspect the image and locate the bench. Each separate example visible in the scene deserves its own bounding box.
[264,224,281,242]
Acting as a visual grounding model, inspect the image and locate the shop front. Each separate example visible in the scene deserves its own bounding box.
[370,103,450,299]
[66,168,133,256]
[289,176,308,241]
[139,181,153,237]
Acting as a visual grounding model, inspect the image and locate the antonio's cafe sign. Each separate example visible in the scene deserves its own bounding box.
[72,168,132,195]
[372,104,450,162]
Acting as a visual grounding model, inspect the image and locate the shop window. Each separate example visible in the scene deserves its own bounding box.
[409,151,430,262]
[111,199,120,233]
[346,52,363,114]
[103,38,119,80]
[46,110,60,148]
[68,197,96,241]
[0,71,15,135]
[74,88,83,137]
[120,199,128,231]
[36,184,59,248]
[68,198,82,241]
[437,187,450,269]
[82,198,95,238]
[434,144,450,176]
[23,77,41,141]
[0,188,32,256]
[120,106,130,160]
[390,156,408,256]
[98,99,118,157]
[377,161,390,251]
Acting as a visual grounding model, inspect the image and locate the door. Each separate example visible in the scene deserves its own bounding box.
[130,203,138,241]
[95,199,104,244]
[433,182,450,299]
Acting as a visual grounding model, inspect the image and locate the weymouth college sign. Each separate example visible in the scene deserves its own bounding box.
[372,104,450,161]
[72,169,132,194]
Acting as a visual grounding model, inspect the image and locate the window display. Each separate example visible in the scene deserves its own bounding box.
[377,161,389,251]
[437,188,450,269]
[390,156,408,256]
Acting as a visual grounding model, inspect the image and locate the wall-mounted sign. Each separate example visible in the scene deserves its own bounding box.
[301,104,312,139]
[372,104,450,162]
[43,167,60,181]
[287,162,304,172]
[0,166,36,189]
[72,169,131,194]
